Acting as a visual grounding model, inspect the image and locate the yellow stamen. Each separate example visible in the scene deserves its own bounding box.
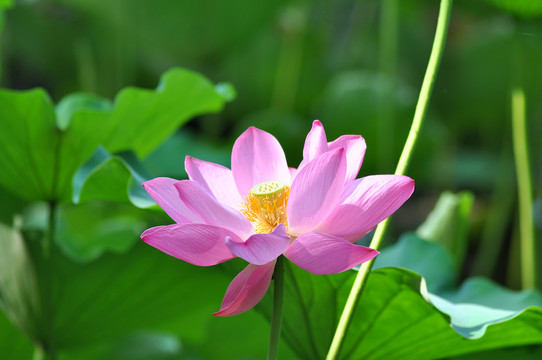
[241,181,290,234]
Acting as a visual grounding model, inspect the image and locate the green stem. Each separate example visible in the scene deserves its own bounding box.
[326,1,453,359]
[511,86,536,289]
[33,346,46,360]
[267,255,285,360]
[41,201,57,360]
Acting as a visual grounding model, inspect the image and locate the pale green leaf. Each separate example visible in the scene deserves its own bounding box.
[416,191,474,267]
[0,221,41,344]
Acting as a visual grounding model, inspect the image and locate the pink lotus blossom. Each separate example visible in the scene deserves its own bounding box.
[141,121,414,316]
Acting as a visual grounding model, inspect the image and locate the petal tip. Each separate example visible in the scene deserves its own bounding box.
[212,310,229,317]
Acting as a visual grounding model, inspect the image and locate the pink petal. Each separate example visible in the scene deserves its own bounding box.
[297,120,328,174]
[287,148,347,235]
[174,180,253,239]
[289,167,298,182]
[185,156,244,209]
[284,232,379,275]
[214,260,276,317]
[328,135,366,183]
[225,224,290,265]
[141,223,236,266]
[316,175,415,242]
[142,177,198,223]
[231,127,291,197]
[302,120,328,163]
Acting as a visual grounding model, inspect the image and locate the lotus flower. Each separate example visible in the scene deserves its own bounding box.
[141,121,414,316]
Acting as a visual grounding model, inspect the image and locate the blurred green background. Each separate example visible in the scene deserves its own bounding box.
[0,0,541,359]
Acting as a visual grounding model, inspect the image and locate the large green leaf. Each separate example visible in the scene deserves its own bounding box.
[374,233,456,292]
[72,147,154,208]
[453,345,542,360]
[46,246,289,360]
[0,68,230,203]
[101,69,230,157]
[253,227,542,359]
[258,262,542,360]
[379,236,542,341]
[55,202,147,263]
[55,92,113,131]
[46,242,229,354]
[0,310,34,359]
[0,88,60,201]
[7,219,277,360]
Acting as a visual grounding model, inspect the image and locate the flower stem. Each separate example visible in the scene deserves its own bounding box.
[267,256,285,360]
[326,1,453,359]
[511,86,536,289]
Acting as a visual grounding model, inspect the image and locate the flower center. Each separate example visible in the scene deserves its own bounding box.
[241,180,290,234]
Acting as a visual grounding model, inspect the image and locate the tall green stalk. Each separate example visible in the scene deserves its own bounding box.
[326,1,453,358]
[511,86,536,289]
[267,255,285,360]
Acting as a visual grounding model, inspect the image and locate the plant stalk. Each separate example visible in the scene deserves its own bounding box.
[511,86,536,289]
[326,1,453,358]
[267,255,285,360]
[41,201,57,360]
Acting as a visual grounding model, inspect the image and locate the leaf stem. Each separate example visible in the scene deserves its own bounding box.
[511,86,536,289]
[41,201,57,360]
[326,1,453,358]
[267,255,285,360]
[32,345,46,360]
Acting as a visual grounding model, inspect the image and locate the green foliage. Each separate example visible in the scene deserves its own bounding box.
[0,311,33,359]
[0,222,41,344]
[47,244,223,351]
[0,68,253,358]
[432,278,542,339]
[416,191,474,268]
[486,0,542,17]
[102,69,227,157]
[72,147,153,208]
[0,0,12,36]
[254,239,542,359]
[56,202,146,263]
[143,130,231,180]
[375,233,456,291]
[0,68,229,203]
[0,0,13,9]
[250,192,542,359]
[1,1,542,358]
[55,93,113,131]
[0,88,61,201]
